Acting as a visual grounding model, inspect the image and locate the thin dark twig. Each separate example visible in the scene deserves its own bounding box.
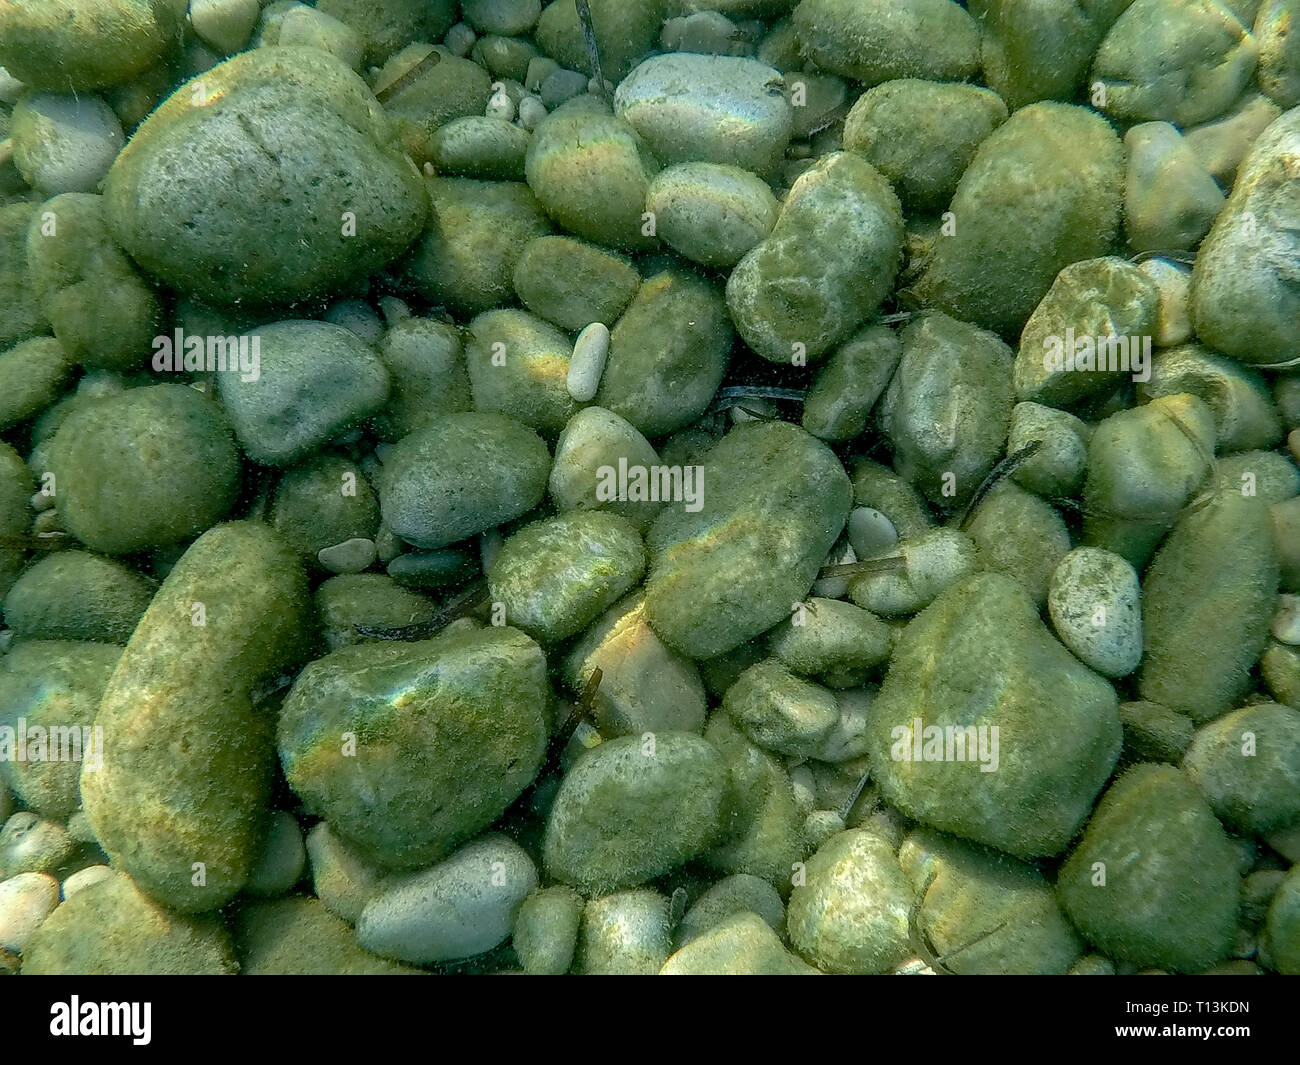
[957,440,1044,530]
[575,0,606,96]
[355,577,489,641]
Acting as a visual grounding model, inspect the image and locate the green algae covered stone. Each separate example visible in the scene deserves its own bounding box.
[315,0,458,65]
[1183,702,1300,836]
[513,235,642,331]
[313,573,436,651]
[534,0,665,83]
[842,79,1008,214]
[899,827,1084,975]
[0,443,32,600]
[2,551,153,645]
[970,0,1134,110]
[81,522,310,912]
[378,45,494,164]
[723,659,840,759]
[786,828,913,974]
[488,511,646,643]
[378,411,551,549]
[793,0,979,86]
[0,0,181,93]
[879,311,1014,507]
[0,337,70,429]
[866,573,1122,859]
[595,267,733,438]
[24,193,162,371]
[513,885,584,975]
[525,96,659,251]
[102,47,427,307]
[1193,106,1300,367]
[701,711,806,889]
[50,384,242,555]
[1057,763,1240,973]
[801,323,900,443]
[20,872,236,976]
[465,309,579,436]
[543,731,727,894]
[279,625,550,870]
[399,178,553,318]
[910,102,1123,338]
[269,454,379,563]
[233,897,422,975]
[662,911,818,975]
[644,421,852,659]
[0,640,121,820]
[1140,491,1278,723]
[0,203,47,350]
[726,151,903,365]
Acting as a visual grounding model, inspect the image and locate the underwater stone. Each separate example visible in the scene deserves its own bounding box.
[842,79,1008,214]
[20,872,236,975]
[279,625,549,870]
[548,406,665,530]
[646,162,780,268]
[615,53,792,176]
[513,885,584,975]
[792,0,979,86]
[50,384,241,555]
[543,731,727,894]
[866,573,1122,859]
[578,889,673,975]
[881,312,1014,507]
[488,511,645,644]
[25,193,162,372]
[357,834,538,964]
[234,897,419,975]
[4,552,149,646]
[1057,763,1239,973]
[726,151,903,365]
[81,522,309,912]
[1139,491,1279,722]
[513,235,642,331]
[465,309,579,436]
[378,411,550,549]
[644,421,851,659]
[1123,122,1226,253]
[801,323,901,443]
[1183,702,1300,835]
[562,591,709,736]
[723,659,841,759]
[1192,106,1300,367]
[102,48,427,307]
[1047,547,1143,678]
[10,93,125,195]
[534,0,665,83]
[663,911,817,975]
[910,102,1124,338]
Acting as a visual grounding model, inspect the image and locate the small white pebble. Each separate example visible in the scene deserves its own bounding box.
[0,872,59,952]
[567,322,610,402]
[423,160,436,177]
[847,506,899,559]
[29,490,54,513]
[517,93,547,131]
[61,864,114,899]
[317,537,378,575]
[1272,593,1300,645]
[486,89,516,122]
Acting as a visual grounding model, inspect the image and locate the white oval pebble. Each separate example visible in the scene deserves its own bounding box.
[61,864,114,899]
[445,22,478,57]
[244,811,305,897]
[1047,546,1143,678]
[0,872,59,952]
[12,92,125,194]
[847,506,899,560]
[0,66,23,106]
[1271,594,1300,645]
[357,834,538,963]
[567,322,610,402]
[317,537,378,575]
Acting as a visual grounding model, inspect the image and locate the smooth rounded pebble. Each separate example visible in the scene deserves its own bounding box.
[11,92,125,195]
[1048,547,1143,678]
[0,872,60,953]
[567,322,610,402]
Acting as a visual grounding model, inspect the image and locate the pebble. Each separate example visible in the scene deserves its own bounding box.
[1048,547,1143,678]
[1273,594,1300,645]
[304,822,383,924]
[444,21,478,57]
[512,885,583,975]
[10,93,125,195]
[316,537,378,576]
[357,834,538,964]
[243,811,306,898]
[567,322,610,402]
[0,872,60,953]
[1123,121,1225,252]
[189,0,262,54]
[516,93,547,131]
[1137,257,1195,347]
[579,890,672,975]
[847,506,899,560]
[663,912,817,975]
[60,864,114,899]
